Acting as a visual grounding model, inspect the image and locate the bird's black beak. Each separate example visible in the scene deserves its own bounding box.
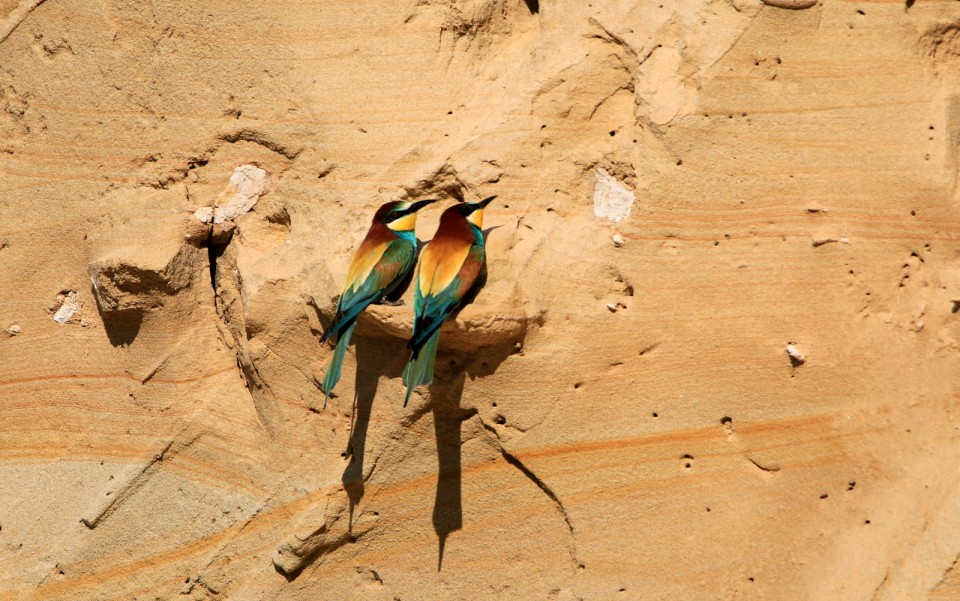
[476,195,497,209]
[407,198,438,213]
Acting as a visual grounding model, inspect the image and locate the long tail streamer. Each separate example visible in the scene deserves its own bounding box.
[402,329,441,407]
[322,321,356,408]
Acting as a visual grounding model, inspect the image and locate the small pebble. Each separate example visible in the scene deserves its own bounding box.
[52,291,80,324]
[785,344,805,364]
[612,234,625,248]
[606,303,617,312]
[7,324,21,336]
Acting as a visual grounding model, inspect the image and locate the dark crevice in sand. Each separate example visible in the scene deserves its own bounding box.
[479,419,579,567]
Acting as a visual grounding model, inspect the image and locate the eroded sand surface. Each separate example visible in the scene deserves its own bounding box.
[3,0,960,599]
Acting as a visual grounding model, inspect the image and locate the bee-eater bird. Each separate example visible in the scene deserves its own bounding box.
[402,195,496,406]
[320,198,437,407]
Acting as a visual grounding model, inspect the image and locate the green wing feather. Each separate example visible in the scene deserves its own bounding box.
[409,244,484,355]
[320,237,415,404]
[403,243,485,405]
[323,237,415,342]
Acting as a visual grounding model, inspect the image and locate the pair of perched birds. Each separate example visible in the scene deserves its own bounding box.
[319,196,495,407]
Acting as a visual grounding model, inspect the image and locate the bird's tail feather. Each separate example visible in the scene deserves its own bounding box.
[321,321,356,409]
[402,329,441,407]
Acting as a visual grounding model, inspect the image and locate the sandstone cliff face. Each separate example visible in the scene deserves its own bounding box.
[3,0,960,599]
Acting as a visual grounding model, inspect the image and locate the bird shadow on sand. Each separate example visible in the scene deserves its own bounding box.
[423,299,519,571]
[341,331,407,528]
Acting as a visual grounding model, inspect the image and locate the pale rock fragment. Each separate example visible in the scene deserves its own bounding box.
[5,324,20,336]
[612,234,625,248]
[812,235,850,247]
[786,343,805,365]
[194,164,270,225]
[52,291,80,324]
[593,168,635,224]
[194,206,214,224]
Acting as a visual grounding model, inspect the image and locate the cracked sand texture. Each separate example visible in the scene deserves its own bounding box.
[2,0,960,599]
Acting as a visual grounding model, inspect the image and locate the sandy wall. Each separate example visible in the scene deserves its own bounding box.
[2,0,960,599]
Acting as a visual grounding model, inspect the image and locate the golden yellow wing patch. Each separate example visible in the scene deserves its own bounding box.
[344,239,388,293]
[418,240,470,297]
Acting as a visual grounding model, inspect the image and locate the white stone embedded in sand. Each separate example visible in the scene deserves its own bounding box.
[52,291,80,324]
[194,165,270,224]
[786,343,805,364]
[193,206,215,224]
[593,168,634,224]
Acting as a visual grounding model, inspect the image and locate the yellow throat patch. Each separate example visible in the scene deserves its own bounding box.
[466,208,483,229]
[387,211,417,232]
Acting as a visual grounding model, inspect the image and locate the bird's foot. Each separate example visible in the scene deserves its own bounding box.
[377,297,405,306]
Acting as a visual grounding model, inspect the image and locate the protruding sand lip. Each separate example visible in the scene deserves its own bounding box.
[760,0,817,9]
[360,303,529,352]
